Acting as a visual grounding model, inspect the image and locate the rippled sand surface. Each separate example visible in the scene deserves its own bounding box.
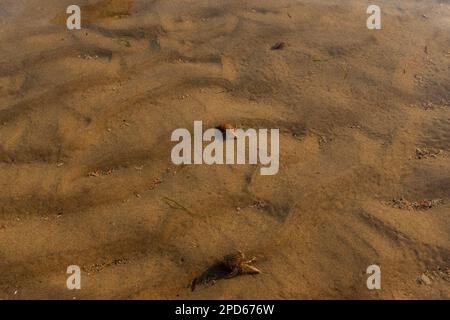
[0,0,449,299]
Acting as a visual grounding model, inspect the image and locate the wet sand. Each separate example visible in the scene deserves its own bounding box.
[0,0,449,299]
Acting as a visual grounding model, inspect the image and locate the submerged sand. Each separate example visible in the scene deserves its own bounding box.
[0,0,449,299]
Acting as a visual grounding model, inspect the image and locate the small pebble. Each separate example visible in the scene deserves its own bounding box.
[418,274,432,285]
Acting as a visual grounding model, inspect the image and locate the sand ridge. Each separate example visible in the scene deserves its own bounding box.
[0,0,449,299]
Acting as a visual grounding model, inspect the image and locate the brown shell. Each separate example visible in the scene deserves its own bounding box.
[217,123,235,134]
[222,251,244,269]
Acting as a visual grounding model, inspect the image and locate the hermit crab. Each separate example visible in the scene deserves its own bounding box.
[222,250,261,278]
[190,250,261,291]
[216,123,237,139]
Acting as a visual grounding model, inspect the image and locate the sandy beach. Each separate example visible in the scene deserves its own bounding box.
[0,0,449,299]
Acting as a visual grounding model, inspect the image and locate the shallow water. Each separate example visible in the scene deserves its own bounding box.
[0,0,449,300]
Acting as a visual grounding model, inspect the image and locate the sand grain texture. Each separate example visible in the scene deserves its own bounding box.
[0,0,449,299]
